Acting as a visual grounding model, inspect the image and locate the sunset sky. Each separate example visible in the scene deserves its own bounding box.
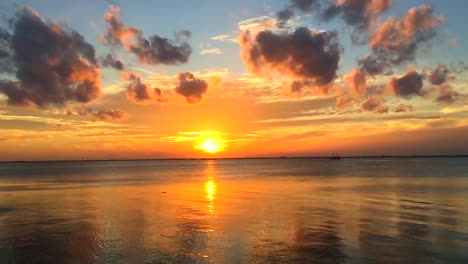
[0,0,467,161]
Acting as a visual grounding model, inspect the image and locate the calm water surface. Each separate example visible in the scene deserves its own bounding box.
[0,158,467,263]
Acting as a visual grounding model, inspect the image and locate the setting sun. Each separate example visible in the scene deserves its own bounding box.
[195,138,224,154]
[0,1,467,263]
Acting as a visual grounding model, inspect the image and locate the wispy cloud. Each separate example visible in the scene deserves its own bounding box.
[200,48,223,55]
[211,34,237,43]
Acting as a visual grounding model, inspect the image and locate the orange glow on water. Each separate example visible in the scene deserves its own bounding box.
[205,181,216,201]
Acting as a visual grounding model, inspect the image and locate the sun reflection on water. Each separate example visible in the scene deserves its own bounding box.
[204,160,217,215]
[205,181,216,201]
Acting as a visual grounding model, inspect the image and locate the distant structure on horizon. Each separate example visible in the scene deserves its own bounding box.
[330,152,341,160]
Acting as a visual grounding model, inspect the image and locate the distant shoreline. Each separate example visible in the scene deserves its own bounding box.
[1,155,467,163]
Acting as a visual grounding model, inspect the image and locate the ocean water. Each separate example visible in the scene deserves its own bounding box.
[0,158,467,264]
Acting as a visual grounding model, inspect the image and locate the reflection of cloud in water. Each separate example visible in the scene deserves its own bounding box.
[249,206,347,264]
[1,211,101,263]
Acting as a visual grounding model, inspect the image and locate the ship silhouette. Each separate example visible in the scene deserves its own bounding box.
[330,152,341,160]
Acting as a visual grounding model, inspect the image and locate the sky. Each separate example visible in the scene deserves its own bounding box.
[0,0,467,161]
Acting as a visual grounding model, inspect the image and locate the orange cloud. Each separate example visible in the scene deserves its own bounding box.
[175,72,209,104]
[394,104,414,113]
[363,5,443,74]
[361,96,388,113]
[103,5,192,65]
[344,69,367,98]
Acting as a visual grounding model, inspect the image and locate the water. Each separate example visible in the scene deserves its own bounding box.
[0,158,467,263]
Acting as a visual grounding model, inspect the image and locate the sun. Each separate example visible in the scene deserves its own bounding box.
[195,138,224,154]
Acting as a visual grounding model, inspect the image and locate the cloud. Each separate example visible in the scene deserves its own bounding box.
[103,5,192,65]
[70,106,129,121]
[211,16,277,44]
[238,16,276,32]
[360,5,443,74]
[276,0,392,35]
[153,87,168,103]
[276,0,319,27]
[200,48,223,55]
[175,72,208,104]
[440,105,468,114]
[276,8,295,28]
[394,103,414,113]
[361,96,388,113]
[290,80,312,93]
[124,73,165,103]
[436,85,460,103]
[387,70,423,98]
[358,54,391,76]
[211,34,237,43]
[0,8,101,107]
[344,69,367,97]
[290,0,319,12]
[100,54,124,70]
[0,29,14,73]
[89,109,129,121]
[103,5,141,47]
[336,95,349,109]
[428,64,449,85]
[239,27,342,90]
[322,0,393,31]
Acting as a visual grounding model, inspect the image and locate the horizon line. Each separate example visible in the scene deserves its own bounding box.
[1,154,467,163]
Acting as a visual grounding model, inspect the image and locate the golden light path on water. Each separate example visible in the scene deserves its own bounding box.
[2,158,468,263]
[204,160,216,216]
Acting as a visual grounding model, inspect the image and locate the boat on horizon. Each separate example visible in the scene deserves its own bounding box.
[330,152,341,160]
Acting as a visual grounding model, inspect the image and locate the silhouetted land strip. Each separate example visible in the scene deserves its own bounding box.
[1,155,467,163]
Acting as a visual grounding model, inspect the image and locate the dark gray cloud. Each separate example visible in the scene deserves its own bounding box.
[0,29,10,45]
[276,0,319,27]
[130,30,192,65]
[357,54,391,76]
[428,64,449,85]
[322,0,392,31]
[0,8,101,107]
[388,71,423,98]
[291,0,319,11]
[0,29,14,73]
[276,0,392,35]
[104,6,191,65]
[124,73,166,103]
[276,8,295,28]
[0,49,9,59]
[100,54,124,70]
[239,27,342,88]
[153,87,168,102]
[125,73,153,103]
[175,72,208,104]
